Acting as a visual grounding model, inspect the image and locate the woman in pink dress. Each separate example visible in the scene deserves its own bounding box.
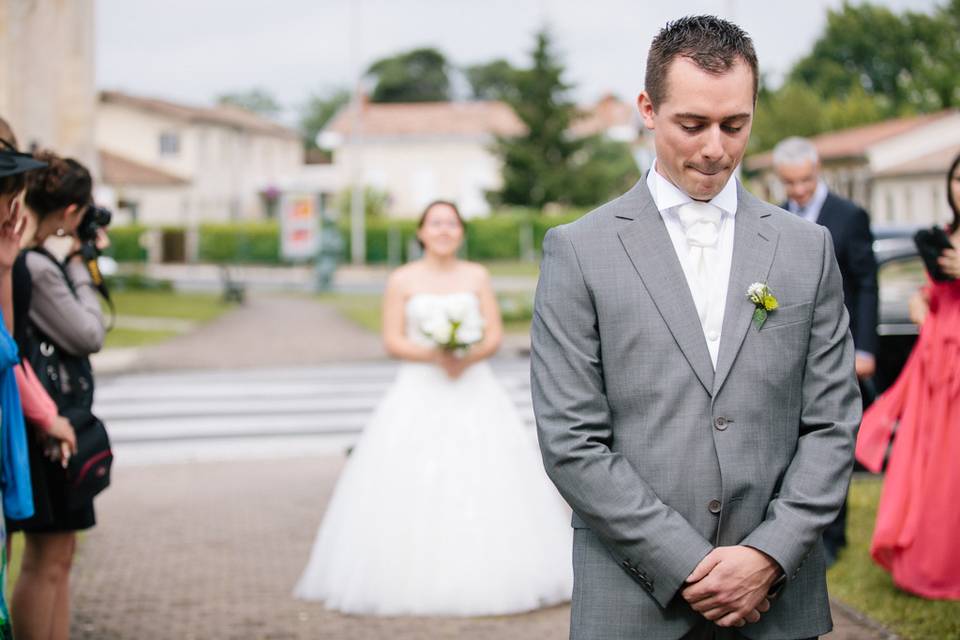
[855,152,960,600]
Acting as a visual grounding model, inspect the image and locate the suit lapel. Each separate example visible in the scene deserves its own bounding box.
[713,186,779,396]
[617,183,715,395]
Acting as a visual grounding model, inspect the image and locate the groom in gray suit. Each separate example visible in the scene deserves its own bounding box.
[531,16,860,640]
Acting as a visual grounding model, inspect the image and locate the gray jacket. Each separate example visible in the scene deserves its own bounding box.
[24,252,105,357]
[531,179,860,640]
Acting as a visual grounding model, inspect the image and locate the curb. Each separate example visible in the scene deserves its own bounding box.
[830,598,900,640]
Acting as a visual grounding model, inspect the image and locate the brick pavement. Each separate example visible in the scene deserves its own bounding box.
[70,457,890,640]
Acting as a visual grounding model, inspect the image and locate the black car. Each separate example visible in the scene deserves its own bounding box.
[873,227,926,395]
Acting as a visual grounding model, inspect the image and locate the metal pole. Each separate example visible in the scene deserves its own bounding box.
[349,0,366,265]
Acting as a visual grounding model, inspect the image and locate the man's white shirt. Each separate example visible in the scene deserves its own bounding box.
[646,162,738,369]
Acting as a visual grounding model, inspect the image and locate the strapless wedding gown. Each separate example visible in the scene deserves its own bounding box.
[294,292,573,616]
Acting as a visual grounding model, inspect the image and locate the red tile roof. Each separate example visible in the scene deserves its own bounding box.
[570,94,638,138]
[747,110,956,171]
[99,91,300,140]
[99,150,189,187]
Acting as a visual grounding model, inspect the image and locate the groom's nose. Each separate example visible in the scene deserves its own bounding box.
[700,126,724,161]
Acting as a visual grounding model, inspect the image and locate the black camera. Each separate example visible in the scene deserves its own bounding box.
[77,204,112,244]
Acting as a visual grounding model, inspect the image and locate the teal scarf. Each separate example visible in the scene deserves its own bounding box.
[0,314,32,520]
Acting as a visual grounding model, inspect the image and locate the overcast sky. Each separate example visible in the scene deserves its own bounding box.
[96,0,941,122]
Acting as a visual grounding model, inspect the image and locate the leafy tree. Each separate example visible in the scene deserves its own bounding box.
[750,0,960,153]
[750,82,827,154]
[493,30,584,208]
[750,82,885,153]
[216,88,282,117]
[464,59,518,101]
[567,137,641,207]
[789,1,960,112]
[367,48,451,103]
[299,88,351,150]
[905,1,960,109]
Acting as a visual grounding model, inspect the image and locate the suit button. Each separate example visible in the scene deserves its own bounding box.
[714,417,728,430]
[708,500,722,514]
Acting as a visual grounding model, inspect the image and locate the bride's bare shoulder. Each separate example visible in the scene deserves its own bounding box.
[460,260,492,284]
[386,261,423,291]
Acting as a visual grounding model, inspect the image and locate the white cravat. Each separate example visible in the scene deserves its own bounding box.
[647,163,737,370]
[676,202,727,370]
[676,201,722,316]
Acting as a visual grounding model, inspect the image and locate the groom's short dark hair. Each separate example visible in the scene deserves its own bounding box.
[645,15,758,109]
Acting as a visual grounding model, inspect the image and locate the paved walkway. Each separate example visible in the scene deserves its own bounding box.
[71,457,889,640]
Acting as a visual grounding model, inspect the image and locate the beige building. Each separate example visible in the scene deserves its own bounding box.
[97,91,304,226]
[324,94,645,219]
[747,110,960,227]
[0,0,97,167]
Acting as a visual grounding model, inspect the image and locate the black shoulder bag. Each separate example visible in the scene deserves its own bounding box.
[14,248,112,509]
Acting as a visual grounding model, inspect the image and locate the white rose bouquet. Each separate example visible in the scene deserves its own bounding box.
[419,296,484,353]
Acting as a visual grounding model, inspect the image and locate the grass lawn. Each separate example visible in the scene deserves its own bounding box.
[319,293,382,333]
[107,290,228,323]
[483,260,540,278]
[103,327,180,349]
[6,532,23,593]
[101,290,231,349]
[829,476,960,639]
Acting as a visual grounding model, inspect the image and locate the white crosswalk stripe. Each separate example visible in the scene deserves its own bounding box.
[95,358,535,465]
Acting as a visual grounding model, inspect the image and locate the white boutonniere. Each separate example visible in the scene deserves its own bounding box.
[746,282,779,329]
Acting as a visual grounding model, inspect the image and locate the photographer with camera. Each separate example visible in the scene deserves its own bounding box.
[8,149,110,640]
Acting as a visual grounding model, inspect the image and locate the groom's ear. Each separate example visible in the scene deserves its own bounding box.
[637,91,656,130]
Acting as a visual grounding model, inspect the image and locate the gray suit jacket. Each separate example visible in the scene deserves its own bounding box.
[531,179,860,640]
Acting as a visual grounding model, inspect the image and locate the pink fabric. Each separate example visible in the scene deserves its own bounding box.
[856,278,960,600]
[13,360,57,433]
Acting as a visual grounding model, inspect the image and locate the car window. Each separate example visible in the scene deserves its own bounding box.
[879,255,926,324]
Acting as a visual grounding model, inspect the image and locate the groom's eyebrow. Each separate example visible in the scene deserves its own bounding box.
[674,112,752,122]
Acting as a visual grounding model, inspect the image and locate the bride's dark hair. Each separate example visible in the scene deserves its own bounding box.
[418,200,464,229]
[417,200,465,249]
[948,152,960,233]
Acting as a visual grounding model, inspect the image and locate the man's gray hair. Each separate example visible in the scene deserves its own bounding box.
[772,136,819,168]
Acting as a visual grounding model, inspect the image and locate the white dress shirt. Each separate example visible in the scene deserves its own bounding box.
[646,162,738,369]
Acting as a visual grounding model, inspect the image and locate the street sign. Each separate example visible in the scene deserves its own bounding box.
[280,192,320,261]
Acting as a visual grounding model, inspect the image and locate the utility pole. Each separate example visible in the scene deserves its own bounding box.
[349,0,366,265]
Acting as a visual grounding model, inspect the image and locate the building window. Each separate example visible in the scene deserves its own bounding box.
[159,132,180,156]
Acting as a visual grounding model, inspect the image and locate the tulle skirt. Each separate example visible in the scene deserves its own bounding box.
[294,361,573,616]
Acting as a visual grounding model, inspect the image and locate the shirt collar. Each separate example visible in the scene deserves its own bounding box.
[788,180,828,216]
[646,160,738,217]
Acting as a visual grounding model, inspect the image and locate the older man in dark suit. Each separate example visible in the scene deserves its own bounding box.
[773,136,879,566]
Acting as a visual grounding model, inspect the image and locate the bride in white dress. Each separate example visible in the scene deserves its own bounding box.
[294,200,572,616]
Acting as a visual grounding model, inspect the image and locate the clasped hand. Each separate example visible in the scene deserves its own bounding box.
[436,350,470,379]
[682,545,780,628]
[938,248,960,280]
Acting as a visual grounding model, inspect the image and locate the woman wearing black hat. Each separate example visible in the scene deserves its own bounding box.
[0,117,63,640]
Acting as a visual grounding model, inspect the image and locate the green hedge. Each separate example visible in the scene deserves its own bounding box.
[339,209,587,263]
[197,222,281,264]
[107,210,590,265]
[105,225,148,262]
[340,219,419,264]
